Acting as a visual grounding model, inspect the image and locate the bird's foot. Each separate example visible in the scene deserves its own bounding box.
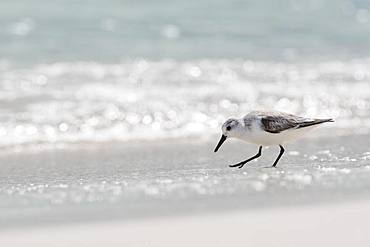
[229,163,245,169]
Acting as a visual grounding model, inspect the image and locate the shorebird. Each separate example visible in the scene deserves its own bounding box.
[214,111,333,168]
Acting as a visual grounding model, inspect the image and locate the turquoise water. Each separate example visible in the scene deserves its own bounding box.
[1,0,370,63]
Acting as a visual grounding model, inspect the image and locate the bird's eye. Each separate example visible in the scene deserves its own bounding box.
[226,126,231,131]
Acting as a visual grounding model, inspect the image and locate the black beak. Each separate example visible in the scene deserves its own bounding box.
[214,135,227,152]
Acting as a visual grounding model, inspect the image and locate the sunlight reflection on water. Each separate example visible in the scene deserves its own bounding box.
[0,59,369,147]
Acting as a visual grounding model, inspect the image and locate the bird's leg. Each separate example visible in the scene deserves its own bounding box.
[229,146,263,169]
[271,145,285,167]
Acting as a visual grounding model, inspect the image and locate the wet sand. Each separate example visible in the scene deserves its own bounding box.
[0,134,370,229]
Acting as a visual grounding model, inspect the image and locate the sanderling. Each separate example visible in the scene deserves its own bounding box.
[214,111,333,168]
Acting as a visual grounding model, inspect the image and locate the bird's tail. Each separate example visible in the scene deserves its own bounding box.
[298,118,334,128]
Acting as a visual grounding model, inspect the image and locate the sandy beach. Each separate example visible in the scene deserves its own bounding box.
[1,199,370,247]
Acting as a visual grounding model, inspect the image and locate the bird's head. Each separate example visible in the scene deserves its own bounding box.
[214,118,241,152]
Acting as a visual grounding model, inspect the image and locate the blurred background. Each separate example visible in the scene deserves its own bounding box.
[1,1,370,243]
[3,0,370,62]
[1,0,370,147]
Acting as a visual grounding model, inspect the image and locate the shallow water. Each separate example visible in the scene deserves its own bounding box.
[1,59,370,148]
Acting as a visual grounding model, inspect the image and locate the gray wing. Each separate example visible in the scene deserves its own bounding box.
[259,112,333,134]
[260,115,300,133]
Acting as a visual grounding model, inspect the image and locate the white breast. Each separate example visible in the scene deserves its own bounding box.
[238,124,318,146]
